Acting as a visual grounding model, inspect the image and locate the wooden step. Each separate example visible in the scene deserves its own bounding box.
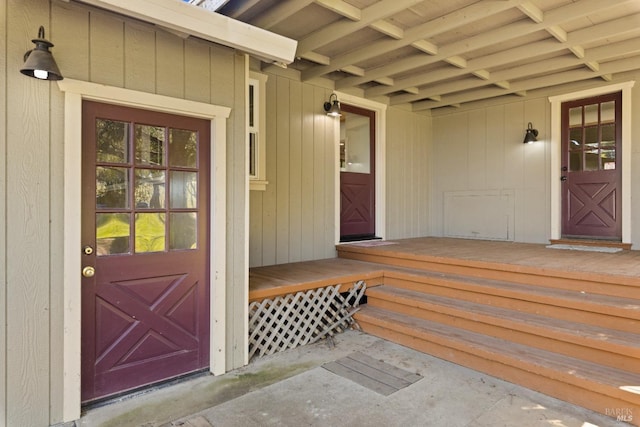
[382,269,640,333]
[355,306,640,425]
[367,285,640,373]
[338,246,640,300]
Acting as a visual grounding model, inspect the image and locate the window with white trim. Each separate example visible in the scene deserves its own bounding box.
[249,72,268,190]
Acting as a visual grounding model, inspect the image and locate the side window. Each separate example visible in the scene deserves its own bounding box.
[249,72,268,190]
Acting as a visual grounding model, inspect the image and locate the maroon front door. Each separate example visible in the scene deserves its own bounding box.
[340,104,376,241]
[81,101,210,402]
[561,92,622,239]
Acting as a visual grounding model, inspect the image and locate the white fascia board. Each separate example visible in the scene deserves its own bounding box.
[75,0,297,64]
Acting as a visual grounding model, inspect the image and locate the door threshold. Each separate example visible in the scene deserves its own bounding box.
[549,238,631,250]
[339,235,382,243]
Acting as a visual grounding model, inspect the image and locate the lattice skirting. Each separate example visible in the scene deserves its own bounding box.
[248,281,366,360]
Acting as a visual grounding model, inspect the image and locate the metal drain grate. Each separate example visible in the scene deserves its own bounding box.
[322,351,422,396]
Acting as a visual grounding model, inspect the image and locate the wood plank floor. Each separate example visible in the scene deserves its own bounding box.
[250,237,640,301]
[338,237,640,277]
[249,258,386,301]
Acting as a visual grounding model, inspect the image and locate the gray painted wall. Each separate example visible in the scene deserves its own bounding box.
[1,0,246,425]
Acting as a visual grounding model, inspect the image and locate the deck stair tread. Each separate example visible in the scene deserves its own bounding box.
[356,305,640,403]
[366,285,640,354]
[380,266,640,319]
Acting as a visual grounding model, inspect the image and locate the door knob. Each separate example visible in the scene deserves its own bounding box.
[560,176,567,182]
[82,266,96,278]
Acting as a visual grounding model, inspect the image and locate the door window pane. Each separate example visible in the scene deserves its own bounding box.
[170,212,197,250]
[601,123,615,147]
[570,152,582,172]
[169,129,197,168]
[584,150,599,171]
[96,167,129,209]
[135,125,165,166]
[135,169,166,209]
[601,101,615,123]
[341,112,371,174]
[135,213,166,253]
[584,103,598,125]
[601,149,616,170]
[170,171,198,209]
[97,119,129,163]
[584,126,598,149]
[96,213,130,255]
[569,128,582,150]
[569,107,582,126]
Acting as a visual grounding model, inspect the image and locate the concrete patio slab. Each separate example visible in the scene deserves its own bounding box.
[78,330,628,427]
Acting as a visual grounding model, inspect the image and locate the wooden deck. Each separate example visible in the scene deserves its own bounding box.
[249,237,640,424]
[249,258,386,302]
[250,237,640,301]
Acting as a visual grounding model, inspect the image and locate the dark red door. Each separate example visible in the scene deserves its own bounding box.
[81,101,210,402]
[561,92,622,239]
[340,104,376,241]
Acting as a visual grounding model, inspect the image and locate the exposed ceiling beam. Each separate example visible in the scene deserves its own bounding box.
[390,36,640,105]
[297,0,423,54]
[249,0,314,29]
[315,0,361,20]
[75,0,298,64]
[412,55,640,111]
[301,0,528,81]
[335,0,634,90]
[365,12,640,98]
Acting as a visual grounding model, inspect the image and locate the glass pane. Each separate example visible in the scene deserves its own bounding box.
[249,84,255,127]
[601,123,615,147]
[584,103,598,125]
[96,213,130,255]
[170,212,197,250]
[170,171,198,209]
[249,132,257,177]
[569,107,582,126]
[135,124,165,166]
[601,101,615,123]
[601,149,616,170]
[569,128,583,150]
[135,213,166,253]
[96,166,129,209]
[342,111,371,174]
[584,126,598,149]
[97,119,129,163]
[169,128,198,168]
[135,169,166,209]
[584,150,599,171]
[569,152,582,172]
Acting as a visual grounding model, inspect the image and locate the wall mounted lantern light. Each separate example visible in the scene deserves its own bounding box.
[523,122,538,144]
[323,93,341,117]
[20,26,63,81]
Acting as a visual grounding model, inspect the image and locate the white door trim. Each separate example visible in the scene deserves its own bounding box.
[548,81,634,244]
[333,92,387,244]
[56,78,230,421]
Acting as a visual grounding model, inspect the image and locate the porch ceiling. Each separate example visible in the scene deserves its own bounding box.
[199,0,640,112]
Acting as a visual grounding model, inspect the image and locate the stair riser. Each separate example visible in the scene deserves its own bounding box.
[368,296,640,374]
[383,277,640,333]
[357,318,640,426]
[340,251,640,299]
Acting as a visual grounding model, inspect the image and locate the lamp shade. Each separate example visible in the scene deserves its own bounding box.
[323,93,341,117]
[20,27,63,81]
[523,122,538,144]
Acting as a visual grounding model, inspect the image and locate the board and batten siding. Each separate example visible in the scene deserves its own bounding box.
[385,107,431,239]
[2,0,246,425]
[431,97,550,243]
[248,72,433,266]
[249,74,337,267]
